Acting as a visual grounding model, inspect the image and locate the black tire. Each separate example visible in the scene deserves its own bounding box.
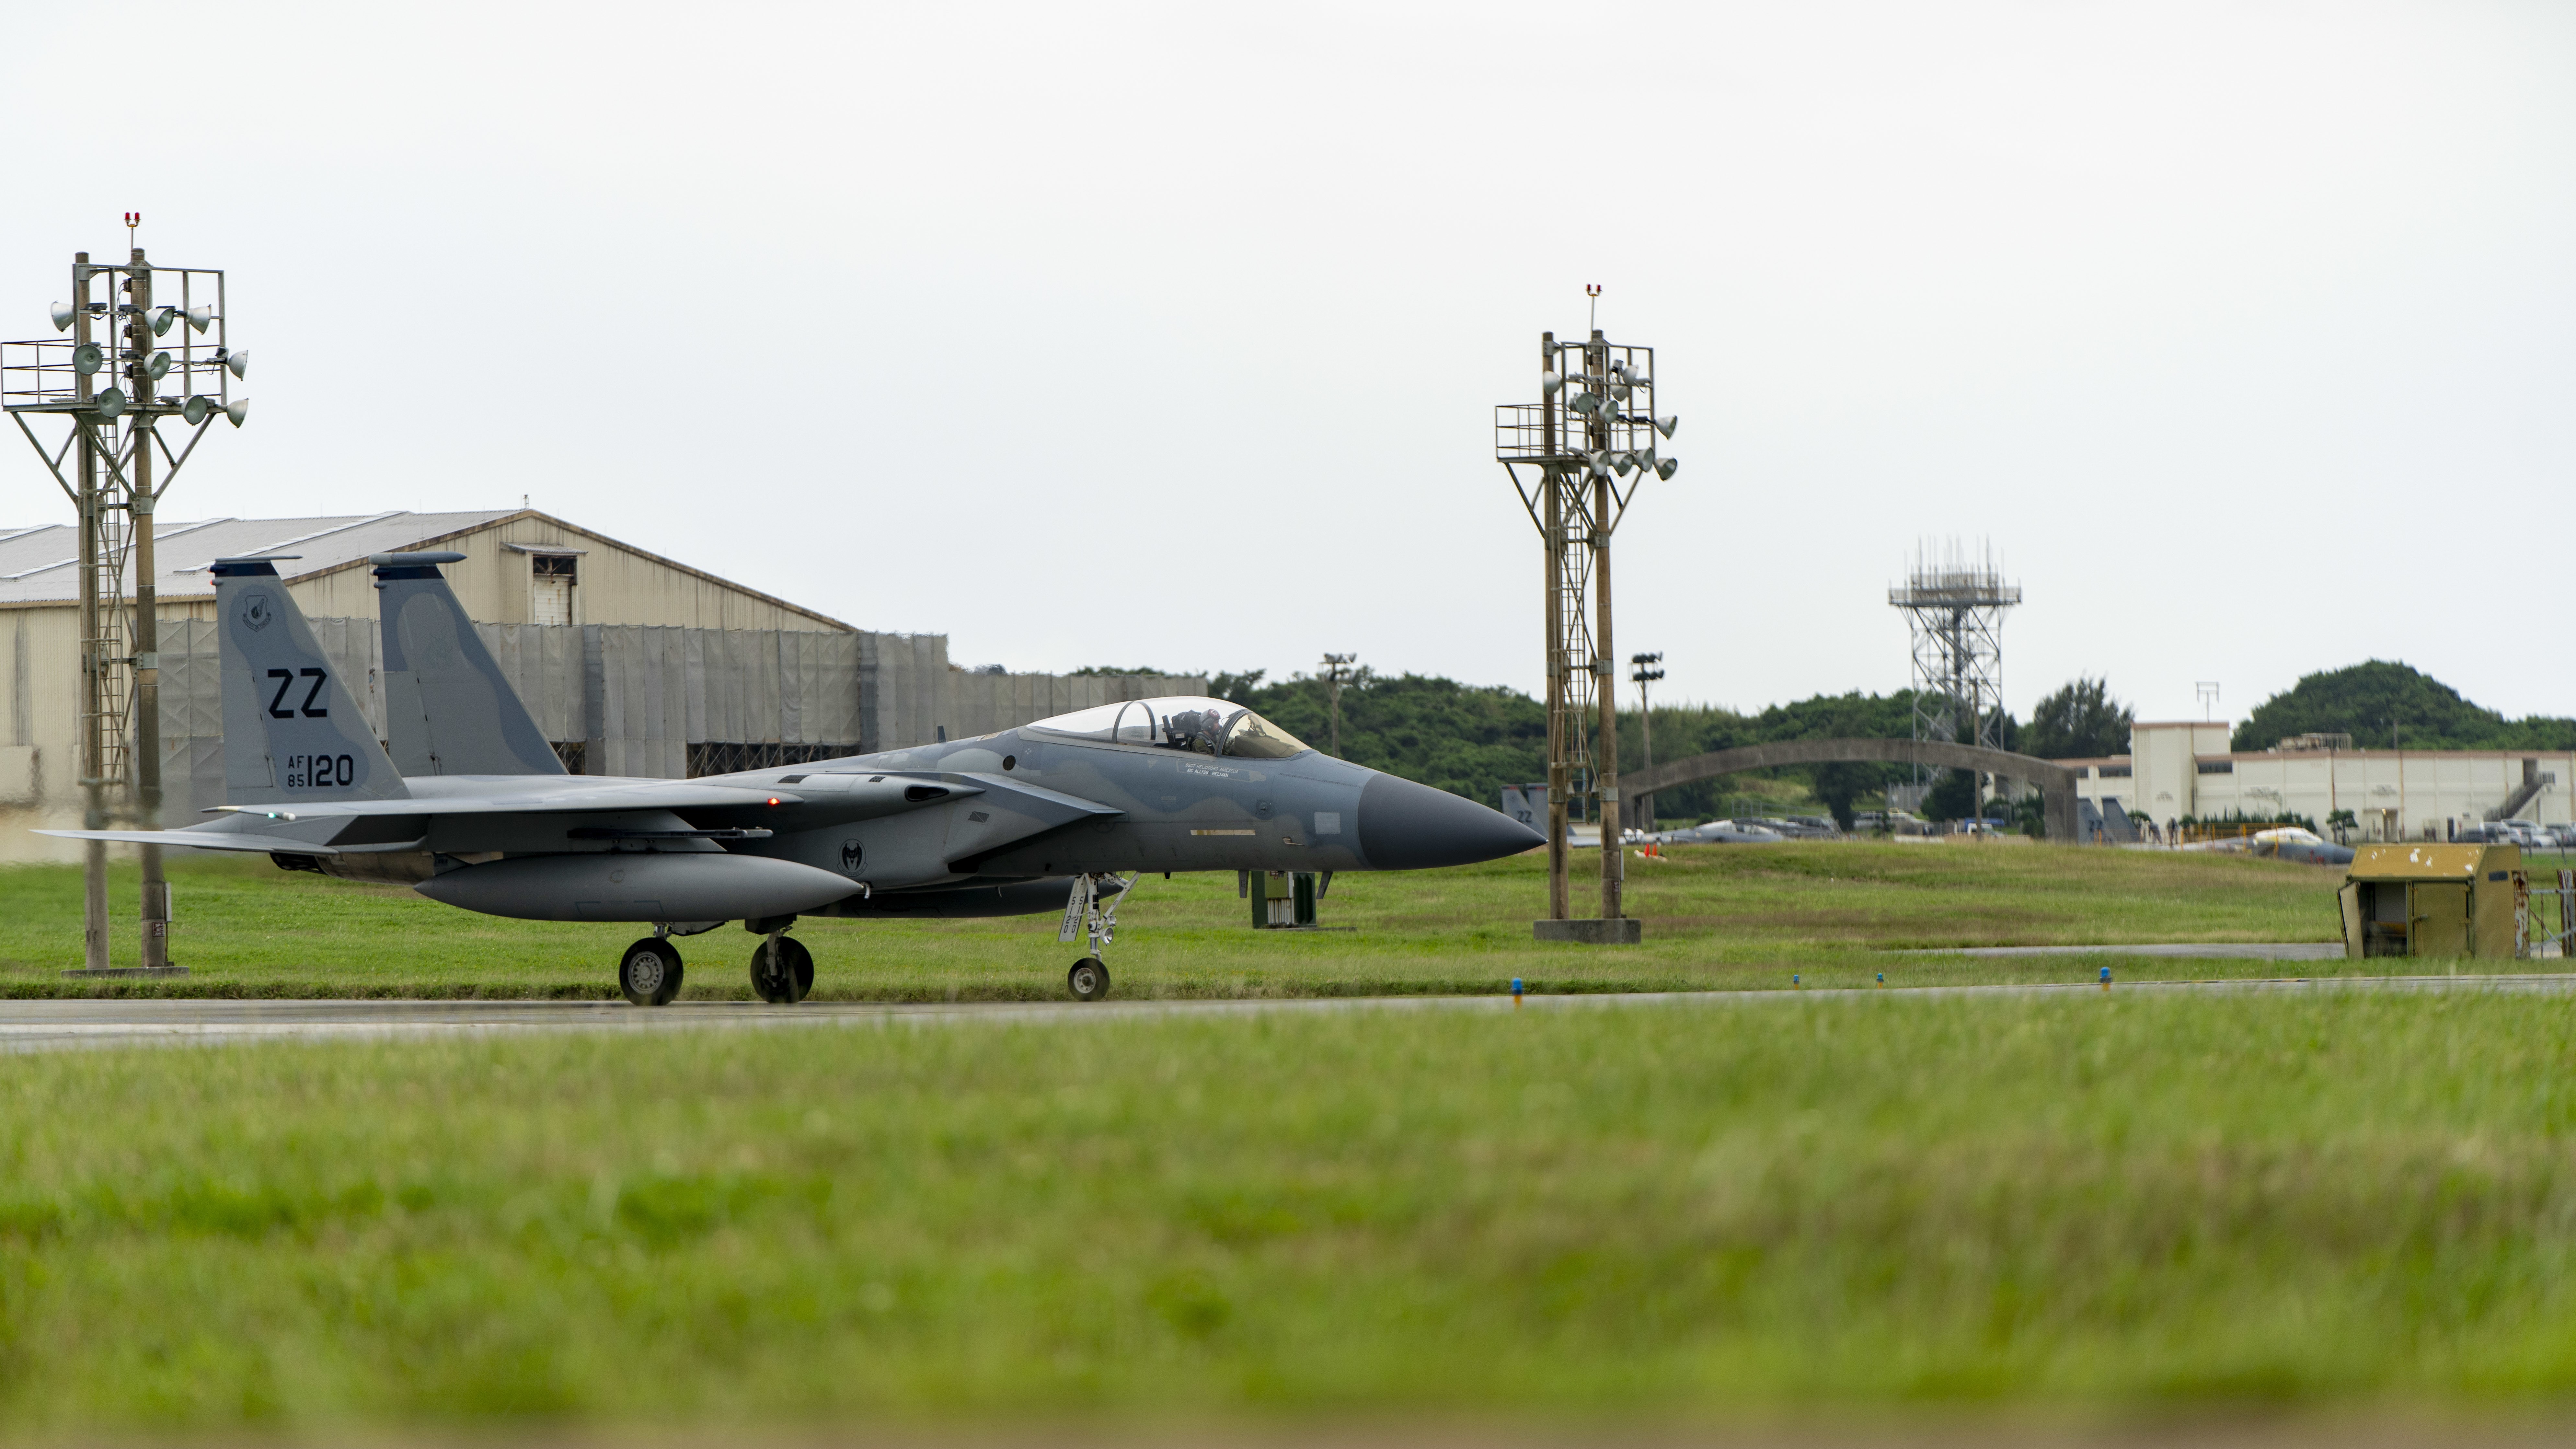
[750,936,814,1004]
[1067,957,1110,1002]
[620,939,685,1007]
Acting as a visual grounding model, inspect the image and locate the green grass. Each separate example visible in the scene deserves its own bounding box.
[0,841,2413,999]
[5,993,2576,1431]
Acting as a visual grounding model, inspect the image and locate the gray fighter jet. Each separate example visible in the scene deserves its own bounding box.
[42,552,1540,1004]
[1639,818,1785,846]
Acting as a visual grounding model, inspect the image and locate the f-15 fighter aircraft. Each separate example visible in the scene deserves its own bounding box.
[41,552,1539,1005]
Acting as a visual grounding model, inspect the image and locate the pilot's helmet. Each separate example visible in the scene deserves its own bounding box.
[1164,709,1215,751]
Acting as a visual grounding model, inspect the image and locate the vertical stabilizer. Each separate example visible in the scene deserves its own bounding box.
[211,556,408,805]
[371,552,565,777]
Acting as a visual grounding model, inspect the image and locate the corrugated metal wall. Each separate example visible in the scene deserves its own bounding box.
[153,621,1204,818]
[944,669,1209,739]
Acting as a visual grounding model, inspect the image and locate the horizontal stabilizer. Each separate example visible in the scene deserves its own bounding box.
[204,781,808,821]
[36,828,338,855]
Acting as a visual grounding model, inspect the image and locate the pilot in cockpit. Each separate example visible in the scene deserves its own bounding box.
[1161,708,1223,754]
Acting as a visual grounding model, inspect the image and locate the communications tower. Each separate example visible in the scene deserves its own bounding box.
[1889,542,2018,811]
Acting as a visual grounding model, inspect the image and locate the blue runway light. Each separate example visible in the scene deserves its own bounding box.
[1511,976,1524,1007]
[2100,966,2112,991]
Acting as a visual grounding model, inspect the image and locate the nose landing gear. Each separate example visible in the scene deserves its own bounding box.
[750,931,814,1004]
[1067,957,1110,1001]
[1058,872,1134,1002]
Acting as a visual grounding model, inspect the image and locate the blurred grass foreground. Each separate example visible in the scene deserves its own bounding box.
[2,992,2576,1432]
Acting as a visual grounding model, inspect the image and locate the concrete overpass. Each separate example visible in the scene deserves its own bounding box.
[1619,737,2083,843]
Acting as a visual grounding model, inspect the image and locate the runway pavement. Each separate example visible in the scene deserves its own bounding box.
[0,970,2572,1053]
[1910,942,2346,960]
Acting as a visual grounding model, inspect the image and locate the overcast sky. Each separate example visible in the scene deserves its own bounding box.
[4,2,2570,727]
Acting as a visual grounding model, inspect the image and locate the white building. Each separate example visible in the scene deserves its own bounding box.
[2069,721,2572,842]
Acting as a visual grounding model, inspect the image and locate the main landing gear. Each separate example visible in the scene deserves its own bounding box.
[621,926,812,1008]
[619,937,685,1007]
[750,931,814,1004]
[1059,873,1134,1002]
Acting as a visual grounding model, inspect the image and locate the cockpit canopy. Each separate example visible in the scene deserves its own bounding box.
[1023,696,1312,759]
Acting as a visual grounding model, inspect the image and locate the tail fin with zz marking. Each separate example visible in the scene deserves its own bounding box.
[211,555,408,806]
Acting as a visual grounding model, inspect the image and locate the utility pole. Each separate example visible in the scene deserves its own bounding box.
[1630,652,1663,835]
[71,256,106,973]
[1319,653,1354,758]
[126,248,168,969]
[4,225,246,977]
[1496,304,1678,945]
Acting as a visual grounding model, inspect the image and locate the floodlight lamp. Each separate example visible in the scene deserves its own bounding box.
[93,387,125,420]
[1634,443,1658,472]
[223,348,248,381]
[184,305,215,334]
[1612,452,1635,477]
[1653,415,1678,439]
[1539,370,1561,397]
[144,351,172,381]
[145,306,178,337]
[181,395,210,425]
[1568,392,1601,417]
[224,397,249,428]
[48,301,74,332]
[72,343,103,375]
[1655,457,1679,481]
[1610,382,1631,401]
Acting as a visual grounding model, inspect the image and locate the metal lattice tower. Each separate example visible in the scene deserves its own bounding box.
[1889,541,2019,807]
[1497,323,1679,926]
[4,237,245,975]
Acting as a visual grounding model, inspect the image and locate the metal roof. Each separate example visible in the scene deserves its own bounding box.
[0,510,520,605]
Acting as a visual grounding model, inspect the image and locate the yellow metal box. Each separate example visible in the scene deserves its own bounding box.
[2339,843,2523,960]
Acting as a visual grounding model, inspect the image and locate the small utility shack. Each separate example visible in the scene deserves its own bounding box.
[2339,843,2523,959]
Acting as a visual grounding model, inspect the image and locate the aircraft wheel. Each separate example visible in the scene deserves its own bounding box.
[1066,957,1110,1002]
[750,936,814,1004]
[620,938,685,1007]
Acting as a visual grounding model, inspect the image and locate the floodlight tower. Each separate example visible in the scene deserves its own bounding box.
[1319,654,1355,758]
[1630,652,1664,833]
[3,231,248,975]
[1888,541,2018,816]
[1496,317,1679,935]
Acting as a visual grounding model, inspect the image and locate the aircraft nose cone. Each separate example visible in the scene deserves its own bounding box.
[1357,773,1543,869]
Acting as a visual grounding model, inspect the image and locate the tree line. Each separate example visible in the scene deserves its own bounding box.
[1186,668,2131,828]
[1078,659,2549,827]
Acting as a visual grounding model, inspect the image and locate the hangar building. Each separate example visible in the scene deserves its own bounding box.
[0,509,1199,859]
